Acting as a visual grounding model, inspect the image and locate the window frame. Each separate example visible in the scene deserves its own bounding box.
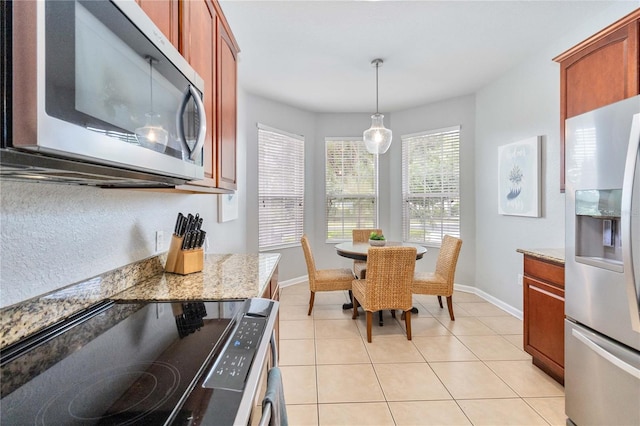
[401,125,461,247]
[258,123,305,251]
[325,137,379,243]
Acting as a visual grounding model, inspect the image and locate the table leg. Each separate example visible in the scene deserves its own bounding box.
[342,290,354,310]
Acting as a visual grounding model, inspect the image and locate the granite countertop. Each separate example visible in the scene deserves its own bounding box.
[517,248,565,265]
[0,253,280,349]
[112,253,280,302]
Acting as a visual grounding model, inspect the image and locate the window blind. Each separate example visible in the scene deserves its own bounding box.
[325,138,378,241]
[258,124,304,250]
[402,126,460,246]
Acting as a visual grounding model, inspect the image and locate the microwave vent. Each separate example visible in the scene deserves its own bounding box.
[0,150,187,188]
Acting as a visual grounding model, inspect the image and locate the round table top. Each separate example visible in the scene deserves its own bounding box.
[335,241,427,261]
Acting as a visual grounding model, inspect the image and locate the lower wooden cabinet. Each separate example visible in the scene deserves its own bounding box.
[522,255,565,385]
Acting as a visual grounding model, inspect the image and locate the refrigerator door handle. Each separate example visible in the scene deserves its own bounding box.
[572,329,640,379]
[621,112,640,332]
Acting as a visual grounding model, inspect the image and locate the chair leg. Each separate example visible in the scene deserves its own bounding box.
[378,310,384,326]
[366,311,373,342]
[446,296,455,321]
[405,310,412,340]
[437,295,443,308]
[352,296,359,319]
[391,310,396,319]
[308,291,315,316]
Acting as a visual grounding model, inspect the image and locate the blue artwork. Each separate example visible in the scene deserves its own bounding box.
[498,137,541,217]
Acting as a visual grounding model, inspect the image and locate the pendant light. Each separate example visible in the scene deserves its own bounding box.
[363,58,392,155]
[135,56,169,153]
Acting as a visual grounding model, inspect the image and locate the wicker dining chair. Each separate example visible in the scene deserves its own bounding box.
[301,234,354,316]
[351,228,382,279]
[413,235,463,321]
[352,246,417,342]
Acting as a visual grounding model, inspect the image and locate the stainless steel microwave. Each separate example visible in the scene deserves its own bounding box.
[1,0,206,187]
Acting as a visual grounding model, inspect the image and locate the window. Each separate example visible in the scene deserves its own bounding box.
[402,126,460,246]
[258,124,304,250]
[326,138,378,241]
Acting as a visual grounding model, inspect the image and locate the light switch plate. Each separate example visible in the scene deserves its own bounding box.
[156,231,165,252]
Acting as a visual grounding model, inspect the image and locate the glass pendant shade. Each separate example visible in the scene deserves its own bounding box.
[363,58,392,155]
[363,113,392,154]
[135,112,169,153]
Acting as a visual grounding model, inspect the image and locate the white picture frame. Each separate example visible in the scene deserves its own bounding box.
[498,136,541,217]
[218,193,238,222]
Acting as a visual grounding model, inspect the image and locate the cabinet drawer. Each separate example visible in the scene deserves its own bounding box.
[524,256,564,288]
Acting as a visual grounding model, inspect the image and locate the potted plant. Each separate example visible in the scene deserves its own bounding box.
[368,232,386,246]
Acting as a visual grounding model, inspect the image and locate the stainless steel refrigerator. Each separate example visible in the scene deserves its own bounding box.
[565,95,640,425]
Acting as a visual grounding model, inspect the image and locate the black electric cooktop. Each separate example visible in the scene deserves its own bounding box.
[0,300,245,425]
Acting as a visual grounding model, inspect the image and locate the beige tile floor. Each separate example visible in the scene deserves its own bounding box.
[278,282,565,426]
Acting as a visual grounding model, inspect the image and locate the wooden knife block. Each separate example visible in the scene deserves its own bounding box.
[165,234,204,275]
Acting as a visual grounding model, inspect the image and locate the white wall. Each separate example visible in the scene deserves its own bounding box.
[473,3,638,310]
[241,91,316,281]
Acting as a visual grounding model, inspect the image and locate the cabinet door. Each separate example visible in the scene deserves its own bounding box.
[136,0,179,48]
[217,24,238,191]
[554,12,639,191]
[181,0,216,181]
[524,276,565,380]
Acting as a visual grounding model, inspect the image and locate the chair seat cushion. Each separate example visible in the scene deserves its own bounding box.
[413,271,450,295]
[312,268,354,292]
[352,279,367,308]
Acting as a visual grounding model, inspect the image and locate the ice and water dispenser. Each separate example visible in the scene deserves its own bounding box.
[575,189,624,272]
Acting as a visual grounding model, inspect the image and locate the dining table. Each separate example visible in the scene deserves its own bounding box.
[335,241,427,323]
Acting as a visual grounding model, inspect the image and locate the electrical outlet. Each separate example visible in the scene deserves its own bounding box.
[156,231,165,252]
[517,273,523,287]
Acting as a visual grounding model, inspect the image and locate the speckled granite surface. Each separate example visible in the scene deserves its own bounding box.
[112,253,280,302]
[0,253,280,350]
[517,248,565,265]
[0,255,166,349]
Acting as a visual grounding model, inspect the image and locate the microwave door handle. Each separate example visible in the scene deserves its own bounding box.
[621,112,640,333]
[176,85,207,161]
[189,85,207,161]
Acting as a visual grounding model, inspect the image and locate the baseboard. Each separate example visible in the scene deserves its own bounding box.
[280,277,523,320]
[279,275,308,289]
[454,283,523,320]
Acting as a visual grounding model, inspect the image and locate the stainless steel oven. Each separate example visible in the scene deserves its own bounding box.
[2,0,206,186]
[0,298,281,425]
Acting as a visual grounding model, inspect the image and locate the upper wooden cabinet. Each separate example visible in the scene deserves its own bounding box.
[554,9,640,191]
[139,0,239,192]
[136,0,179,48]
[217,24,238,191]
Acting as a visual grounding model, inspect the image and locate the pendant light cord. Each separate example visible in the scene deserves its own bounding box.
[375,61,379,114]
[148,57,153,112]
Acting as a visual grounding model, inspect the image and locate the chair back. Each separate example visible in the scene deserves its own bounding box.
[435,235,463,287]
[352,228,383,243]
[300,234,316,284]
[365,246,417,311]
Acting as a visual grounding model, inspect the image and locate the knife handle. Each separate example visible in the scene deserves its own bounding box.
[174,213,183,235]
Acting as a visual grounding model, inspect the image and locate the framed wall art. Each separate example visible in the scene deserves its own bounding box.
[497,136,541,217]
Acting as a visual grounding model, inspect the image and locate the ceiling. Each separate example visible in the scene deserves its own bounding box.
[218,1,623,113]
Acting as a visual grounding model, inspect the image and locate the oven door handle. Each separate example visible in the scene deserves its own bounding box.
[258,331,280,426]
